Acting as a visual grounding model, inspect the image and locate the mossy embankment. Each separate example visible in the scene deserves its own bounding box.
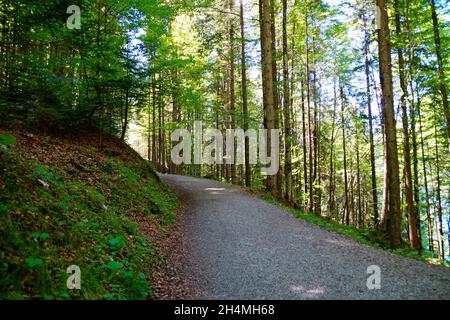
[0,127,178,299]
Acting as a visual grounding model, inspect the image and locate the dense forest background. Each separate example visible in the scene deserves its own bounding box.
[0,0,449,261]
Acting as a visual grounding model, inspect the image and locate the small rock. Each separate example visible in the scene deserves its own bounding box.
[37,179,49,188]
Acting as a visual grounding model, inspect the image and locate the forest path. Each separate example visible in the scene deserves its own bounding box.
[160,174,450,300]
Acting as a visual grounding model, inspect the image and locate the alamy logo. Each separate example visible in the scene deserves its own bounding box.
[67,5,81,30]
[171,121,280,175]
[366,265,381,290]
[66,265,81,290]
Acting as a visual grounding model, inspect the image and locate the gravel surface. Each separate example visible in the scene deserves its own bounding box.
[160,174,450,300]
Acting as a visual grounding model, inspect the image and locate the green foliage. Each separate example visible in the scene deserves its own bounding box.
[0,134,16,145]
[107,261,124,272]
[0,0,177,132]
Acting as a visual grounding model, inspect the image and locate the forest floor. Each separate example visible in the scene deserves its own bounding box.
[159,174,450,300]
[0,127,178,299]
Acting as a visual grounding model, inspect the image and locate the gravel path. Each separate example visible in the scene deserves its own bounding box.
[160,174,450,300]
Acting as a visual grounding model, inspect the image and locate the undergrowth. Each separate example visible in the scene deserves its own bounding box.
[0,132,178,299]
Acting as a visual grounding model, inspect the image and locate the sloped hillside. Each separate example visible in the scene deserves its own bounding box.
[0,127,178,299]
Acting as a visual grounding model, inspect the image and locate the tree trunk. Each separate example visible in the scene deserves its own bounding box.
[282,0,292,201]
[340,83,350,226]
[305,7,313,213]
[405,0,422,252]
[239,0,251,187]
[270,0,282,196]
[394,0,420,250]
[328,77,337,219]
[356,126,362,227]
[151,78,157,165]
[364,27,379,227]
[259,0,278,197]
[120,87,129,141]
[377,0,402,249]
[418,98,434,253]
[228,0,236,184]
[430,0,450,149]
[301,77,308,208]
[433,110,445,260]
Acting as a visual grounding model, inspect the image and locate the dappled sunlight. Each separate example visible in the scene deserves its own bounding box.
[289,285,326,298]
[205,187,227,195]
[323,238,352,247]
[289,285,304,293]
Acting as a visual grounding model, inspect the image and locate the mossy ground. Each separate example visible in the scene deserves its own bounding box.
[0,129,178,299]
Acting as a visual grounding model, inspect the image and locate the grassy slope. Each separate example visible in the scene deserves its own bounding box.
[0,128,178,299]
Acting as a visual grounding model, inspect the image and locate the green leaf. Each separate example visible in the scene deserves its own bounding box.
[0,134,16,145]
[107,261,123,271]
[36,167,53,180]
[26,258,44,268]
[31,232,50,241]
[108,237,126,252]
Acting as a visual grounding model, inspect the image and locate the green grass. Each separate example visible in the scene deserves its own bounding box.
[0,143,178,300]
[260,192,449,268]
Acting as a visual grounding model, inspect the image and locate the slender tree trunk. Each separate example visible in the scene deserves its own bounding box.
[239,0,251,187]
[282,0,292,201]
[405,0,422,252]
[171,74,181,174]
[270,0,282,196]
[356,126,362,227]
[158,84,164,172]
[394,0,420,250]
[151,78,157,165]
[120,87,129,141]
[289,10,298,202]
[364,27,379,227]
[312,54,319,215]
[377,0,402,249]
[329,77,337,218]
[433,110,445,260]
[418,98,434,253]
[259,0,278,197]
[301,77,308,208]
[305,7,313,213]
[147,90,152,161]
[430,0,450,149]
[228,0,237,183]
[340,83,350,226]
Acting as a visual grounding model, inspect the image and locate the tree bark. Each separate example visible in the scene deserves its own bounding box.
[394,0,420,250]
[418,97,434,253]
[340,83,350,226]
[239,0,251,187]
[364,25,379,227]
[377,0,402,248]
[430,0,450,149]
[282,0,292,201]
[228,0,237,184]
[259,0,278,197]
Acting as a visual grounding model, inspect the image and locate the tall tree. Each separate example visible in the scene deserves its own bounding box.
[429,0,450,149]
[260,0,278,197]
[363,12,379,227]
[394,0,420,249]
[239,0,251,187]
[377,0,402,248]
[282,0,292,201]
